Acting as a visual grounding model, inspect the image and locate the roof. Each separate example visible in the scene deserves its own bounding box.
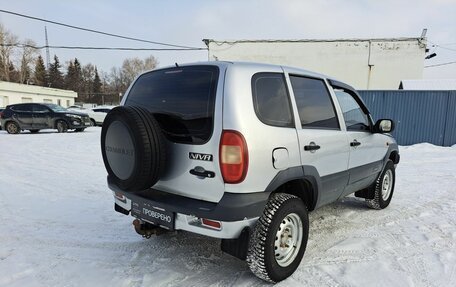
[399,79,456,90]
[0,81,78,98]
[203,37,425,46]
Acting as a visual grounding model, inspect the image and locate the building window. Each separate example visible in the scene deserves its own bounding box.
[66,100,70,107]
[1,96,9,106]
[57,99,62,106]
[21,97,33,103]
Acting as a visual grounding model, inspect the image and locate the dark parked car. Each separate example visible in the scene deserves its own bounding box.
[0,108,4,130]
[0,103,91,134]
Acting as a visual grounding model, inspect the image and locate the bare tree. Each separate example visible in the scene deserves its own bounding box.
[19,39,38,84]
[0,23,18,82]
[121,55,158,87]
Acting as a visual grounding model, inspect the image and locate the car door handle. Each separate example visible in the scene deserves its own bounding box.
[350,140,361,147]
[304,144,321,151]
[190,167,215,178]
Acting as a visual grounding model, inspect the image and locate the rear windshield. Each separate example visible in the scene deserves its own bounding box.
[125,65,219,144]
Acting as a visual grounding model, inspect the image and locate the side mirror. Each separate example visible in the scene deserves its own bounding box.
[375,119,395,133]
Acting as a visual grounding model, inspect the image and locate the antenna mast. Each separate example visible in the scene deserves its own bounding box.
[44,26,50,69]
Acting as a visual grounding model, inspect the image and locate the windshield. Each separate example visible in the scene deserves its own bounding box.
[44,103,67,112]
[125,65,219,144]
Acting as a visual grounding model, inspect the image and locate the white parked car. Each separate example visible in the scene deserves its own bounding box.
[87,106,116,126]
[68,106,116,126]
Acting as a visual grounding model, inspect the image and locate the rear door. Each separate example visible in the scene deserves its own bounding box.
[286,74,350,207]
[11,104,33,128]
[32,104,52,128]
[124,65,225,203]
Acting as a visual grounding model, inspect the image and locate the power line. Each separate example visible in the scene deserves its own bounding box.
[0,43,206,51]
[428,40,456,52]
[424,61,456,68]
[0,9,206,50]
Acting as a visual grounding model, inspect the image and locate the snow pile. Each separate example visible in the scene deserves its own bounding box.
[0,128,455,286]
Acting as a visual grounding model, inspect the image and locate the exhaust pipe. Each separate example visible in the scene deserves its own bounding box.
[133,219,167,238]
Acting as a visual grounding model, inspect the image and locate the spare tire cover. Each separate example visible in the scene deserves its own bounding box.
[104,120,135,180]
[101,106,166,191]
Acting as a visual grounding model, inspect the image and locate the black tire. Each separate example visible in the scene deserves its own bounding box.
[56,120,68,133]
[90,119,96,126]
[101,106,166,191]
[247,193,309,283]
[75,128,85,132]
[6,121,20,134]
[366,160,396,210]
[29,129,40,133]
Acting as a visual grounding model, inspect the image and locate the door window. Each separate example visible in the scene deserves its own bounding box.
[290,76,339,129]
[33,104,50,113]
[252,73,294,127]
[12,104,33,112]
[334,90,370,131]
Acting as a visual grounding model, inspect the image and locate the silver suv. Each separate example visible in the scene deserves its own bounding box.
[101,62,400,282]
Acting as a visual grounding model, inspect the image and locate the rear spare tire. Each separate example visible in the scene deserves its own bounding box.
[101,106,166,191]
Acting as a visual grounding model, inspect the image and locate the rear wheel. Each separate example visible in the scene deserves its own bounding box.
[90,119,96,126]
[56,120,68,133]
[6,122,20,134]
[247,193,309,283]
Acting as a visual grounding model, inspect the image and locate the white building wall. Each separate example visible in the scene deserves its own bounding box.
[205,38,426,90]
[0,81,77,107]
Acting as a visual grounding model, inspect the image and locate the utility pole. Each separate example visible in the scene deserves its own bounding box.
[44,26,50,69]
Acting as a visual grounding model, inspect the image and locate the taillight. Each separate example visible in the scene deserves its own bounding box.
[219,130,248,184]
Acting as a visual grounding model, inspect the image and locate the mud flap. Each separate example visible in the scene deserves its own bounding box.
[355,187,375,199]
[221,227,250,260]
[114,203,129,215]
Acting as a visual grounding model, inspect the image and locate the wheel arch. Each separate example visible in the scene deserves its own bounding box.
[4,120,21,129]
[53,118,69,129]
[265,167,319,211]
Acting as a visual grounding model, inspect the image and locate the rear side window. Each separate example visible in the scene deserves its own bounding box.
[126,65,219,144]
[252,73,293,127]
[290,76,339,129]
[11,104,33,112]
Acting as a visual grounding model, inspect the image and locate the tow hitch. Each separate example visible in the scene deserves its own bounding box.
[133,219,168,238]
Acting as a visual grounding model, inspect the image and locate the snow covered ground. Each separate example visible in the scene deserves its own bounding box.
[0,127,455,287]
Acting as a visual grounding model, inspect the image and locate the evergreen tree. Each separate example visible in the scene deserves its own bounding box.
[34,55,47,86]
[8,62,20,83]
[73,58,83,94]
[93,67,102,94]
[65,60,76,90]
[48,55,64,89]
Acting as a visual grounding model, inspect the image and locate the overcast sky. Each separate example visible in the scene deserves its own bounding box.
[1,0,455,79]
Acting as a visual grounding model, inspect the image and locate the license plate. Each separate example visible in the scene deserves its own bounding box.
[131,200,175,230]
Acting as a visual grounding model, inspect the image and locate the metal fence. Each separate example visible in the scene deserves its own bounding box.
[358,90,456,146]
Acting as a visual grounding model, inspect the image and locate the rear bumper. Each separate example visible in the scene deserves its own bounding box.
[108,177,269,239]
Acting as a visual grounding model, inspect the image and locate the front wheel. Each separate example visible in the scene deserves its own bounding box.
[247,193,309,283]
[366,160,396,209]
[56,120,68,133]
